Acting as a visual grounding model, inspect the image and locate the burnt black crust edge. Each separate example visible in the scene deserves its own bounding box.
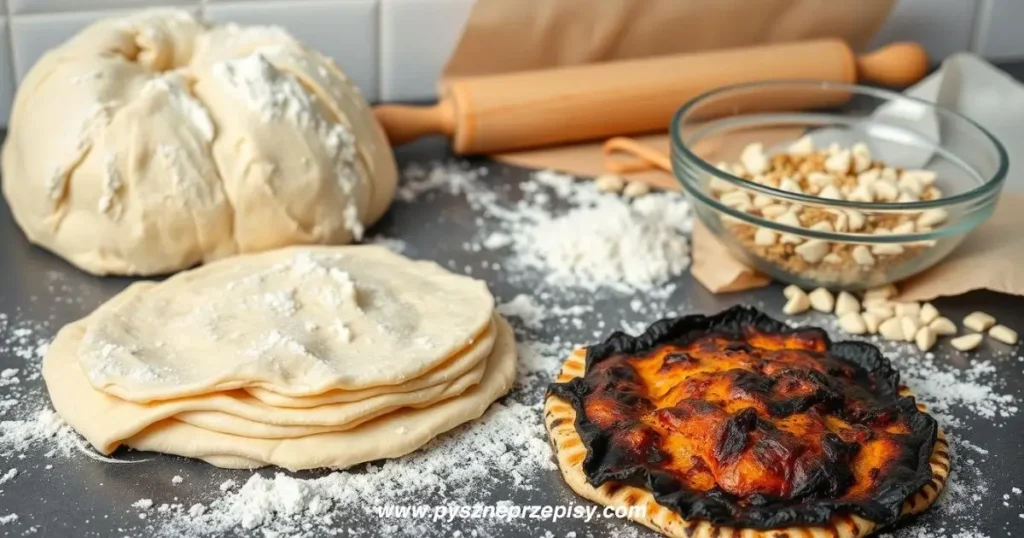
[548,305,938,530]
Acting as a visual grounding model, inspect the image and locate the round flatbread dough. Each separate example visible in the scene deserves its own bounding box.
[77,246,495,401]
[45,319,495,449]
[46,312,518,470]
[1,10,396,276]
[244,321,495,408]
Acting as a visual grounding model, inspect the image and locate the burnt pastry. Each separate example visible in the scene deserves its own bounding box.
[546,306,947,537]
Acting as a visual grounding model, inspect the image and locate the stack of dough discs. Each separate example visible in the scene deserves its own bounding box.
[42,246,518,470]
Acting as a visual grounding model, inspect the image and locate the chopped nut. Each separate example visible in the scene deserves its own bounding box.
[917,209,948,228]
[808,172,835,189]
[871,243,905,256]
[808,287,835,313]
[865,304,895,320]
[950,333,984,352]
[963,311,996,332]
[752,194,775,208]
[779,177,803,194]
[894,302,921,318]
[809,221,834,232]
[831,211,849,232]
[915,326,937,352]
[595,174,626,193]
[864,284,898,300]
[845,210,866,231]
[891,221,916,235]
[851,245,875,266]
[818,185,842,200]
[623,181,651,198]
[919,303,940,324]
[989,324,1019,345]
[834,291,860,317]
[900,316,919,342]
[928,317,957,335]
[847,184,874,202]
[775,211,802,228]
[897,191,920,203]
[795,240,830,263]
[838,312,867,334]
[754,228,778,246]
[857,168,880,186]
[824,150,851,174]
[901,169,936,186]
[862,311,883,333]
[881,167,898,181]
[761,204,789,218]
[783,284,804,300]
[740,143,769,175]
[783,289,811,315]
[720,191,752,208]
[851,142,872,173]
[872,179,899,201]
[878,317,904,340]
[789,136,815,155]
[899,175,924,198]
[822,253,843,264]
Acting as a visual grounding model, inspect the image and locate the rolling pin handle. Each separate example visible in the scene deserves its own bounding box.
[373,99,456,147]
[855,42,930,87]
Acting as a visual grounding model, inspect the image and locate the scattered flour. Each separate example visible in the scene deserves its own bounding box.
[399,164,691,293]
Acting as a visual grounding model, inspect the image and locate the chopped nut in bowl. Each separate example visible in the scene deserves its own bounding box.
[671,81,1008,290]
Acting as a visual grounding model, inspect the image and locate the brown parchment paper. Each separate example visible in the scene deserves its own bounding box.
[897,194,1024,301]
[444,0,895,79]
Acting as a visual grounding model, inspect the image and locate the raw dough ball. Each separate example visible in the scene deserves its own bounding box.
[1,10,396,276]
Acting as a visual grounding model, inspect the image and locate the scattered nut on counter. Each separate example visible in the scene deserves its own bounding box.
[919,303,940,325]
[711,139,945,288]
[778,283,1018,353]
[929,317,958,336]
[915,326,937,352]
[963,311,996,332]
[950,333,984,352]
[622,181,651,199]
[834,291,860,317]
[989,325,1019,345]
[594,174,626,193]
[808,288,835,313]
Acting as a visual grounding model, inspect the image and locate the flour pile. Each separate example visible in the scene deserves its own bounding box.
[400,164,692,293]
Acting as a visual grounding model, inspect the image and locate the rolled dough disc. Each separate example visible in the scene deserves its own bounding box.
[77,246,495,401]
[45,316,497,450]
[125,316,517,470]
[244,318,494,408]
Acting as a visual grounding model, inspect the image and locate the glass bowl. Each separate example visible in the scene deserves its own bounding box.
[671,81,1009,291]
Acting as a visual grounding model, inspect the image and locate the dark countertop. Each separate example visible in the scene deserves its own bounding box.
[2,59,1024,538]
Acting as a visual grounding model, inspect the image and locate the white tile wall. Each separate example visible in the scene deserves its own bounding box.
[9,5,196,82]
[205,0,379,102]
[0,0,1023,128]
[379,0,473,102]
[1,17,13,125]
[8,0,196,15]
[871,0,979,62]
[973,0,1024,60]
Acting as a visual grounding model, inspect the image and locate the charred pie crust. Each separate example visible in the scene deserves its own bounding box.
[545,306,949,537]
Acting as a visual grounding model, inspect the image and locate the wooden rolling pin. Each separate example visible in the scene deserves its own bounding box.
[374,39,928,155]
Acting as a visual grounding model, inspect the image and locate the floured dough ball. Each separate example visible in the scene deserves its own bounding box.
[1,10,397,276]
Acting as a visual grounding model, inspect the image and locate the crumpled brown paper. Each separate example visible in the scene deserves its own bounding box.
[444,0,894,79]
[691,221,772,292]
[898,194,1024,301]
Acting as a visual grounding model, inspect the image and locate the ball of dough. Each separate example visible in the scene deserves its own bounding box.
[1,10,397,276]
